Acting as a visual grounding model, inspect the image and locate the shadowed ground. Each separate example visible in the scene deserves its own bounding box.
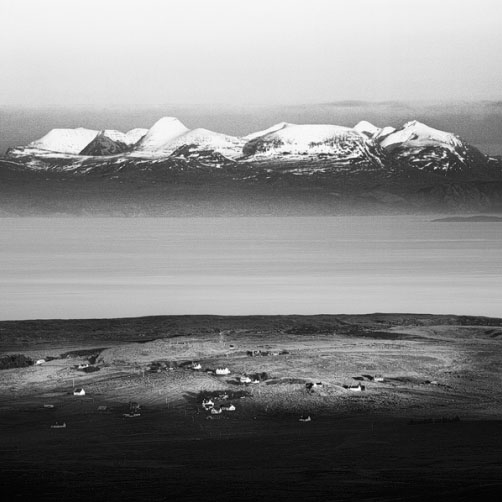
[1,314,501,501]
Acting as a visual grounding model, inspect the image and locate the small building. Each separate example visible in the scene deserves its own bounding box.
[347,383,365,392]
[191,362,202,370]
[73,388,86,396]
[50,422,66,429]
[221,404,236,412]
[215,368,230,376]
[210,407,222,415]
[374,375,384,383]
[240,376,252,384]
[299,416,311,422]
[35,359,46,366]
[202,399,214,410]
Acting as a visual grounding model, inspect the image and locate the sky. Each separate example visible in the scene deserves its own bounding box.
[1,0,502,106]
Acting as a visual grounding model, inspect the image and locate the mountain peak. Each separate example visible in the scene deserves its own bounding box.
[381,120,462,150]
[151,127,244,158]
[353,121,380,137]
[135,117,189,151]
[29,127,99,154]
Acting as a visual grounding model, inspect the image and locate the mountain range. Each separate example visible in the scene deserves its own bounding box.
[1,117,502,216]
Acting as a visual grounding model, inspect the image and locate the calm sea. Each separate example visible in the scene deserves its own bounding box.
[1,216,501,320]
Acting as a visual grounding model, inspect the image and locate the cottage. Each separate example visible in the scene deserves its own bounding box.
[73,388,86,396]
[77,363,89,370]
[348,383,365,392]
[374,375,384,383]
[221,404,236,412]
[210,407,222,415]
[51,422,66,429]
[202,399,214,410]
[299,416,311,422]
[215,368,230,376]
[191,362,202,370]
[35,359,46,366]
[240,376,252,384]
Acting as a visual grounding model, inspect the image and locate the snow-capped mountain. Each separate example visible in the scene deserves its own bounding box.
[3,116,495,177]
[380,120,462,150]
[2,116,502,216]
[134,117,190,151]
[101,128,148,146]
[130,118,243,158]
[80,131,128,156]
[79,128,148,156]
[353,120,381,138]
[242,123,386,168]
[28,127,99,154]
[144,128,244,158]
[379,121,487,173]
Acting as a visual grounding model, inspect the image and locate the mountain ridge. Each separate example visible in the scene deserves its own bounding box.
[2,116,502,215]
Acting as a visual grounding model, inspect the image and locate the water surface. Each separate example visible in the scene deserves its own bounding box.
[1,216,501,320]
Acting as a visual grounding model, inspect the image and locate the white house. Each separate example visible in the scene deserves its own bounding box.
[240,376,252,384]
[73,388,86,396]
[215,368,230,376]
[50,422,66,429]
[35,359,46,366]
[202,399,214,410]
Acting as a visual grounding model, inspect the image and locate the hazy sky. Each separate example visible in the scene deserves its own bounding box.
[1,0,502,106]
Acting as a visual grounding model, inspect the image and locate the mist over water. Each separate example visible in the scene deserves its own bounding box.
[1,216,501,320]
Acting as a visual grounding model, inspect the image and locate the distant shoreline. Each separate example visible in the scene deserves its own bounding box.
[432,215,502,222]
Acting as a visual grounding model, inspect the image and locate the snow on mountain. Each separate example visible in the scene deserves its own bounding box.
[80,131,128,156]
[242,123,383,165]
[123,128,148,145]
[243,122,292,141]
[150,128,244,158]
[79,128,148,156]
[134,117,189,151]
[353,121,380,138]
[28,128,99,154]
[98,129,146,145]
[379,121,487,173]
[5,117,491,175]
[374,126,396,141]
[380,121,462,151]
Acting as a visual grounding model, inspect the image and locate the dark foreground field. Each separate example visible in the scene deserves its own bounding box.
[1,314,502,501]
